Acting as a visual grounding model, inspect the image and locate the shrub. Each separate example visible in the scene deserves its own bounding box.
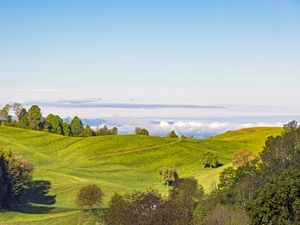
[75,184,104,211]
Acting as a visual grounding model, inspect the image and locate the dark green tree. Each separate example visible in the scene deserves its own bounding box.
[27,105,43,130]
[248,169,300,225]
[169,178,205,225]
[19,113,29,129]
[0,150,33,208]
[0,154,10,209]
[7,155,34,202]
[44,114,63,134]
[62,122,71,136]
[70,116,84,136]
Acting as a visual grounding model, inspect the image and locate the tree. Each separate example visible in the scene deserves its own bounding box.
[7,155,34,202]
[12,103,23,120]
[0,154,10,209]
[44,114,63,134]
[62,122,71,136]
[70,116,84,136]
[82,125,95,136]
[206,205,249,225]
[103,190,163,225]
[110,127,118,135]
[19,112,29,129]
[159,166,179,186]
[0,150,33,208]
[202,152,220,168]
[75,184,104,211]
[193,204,208,225]
[247,169,300,225]
[167,130,178,138]
[27,105,43,130]
[259,121,300,179]
[97,125,118,136]
[135,127,149,136]
[0,104,12,124]
[169,178,205,225]
[232,149,255,168]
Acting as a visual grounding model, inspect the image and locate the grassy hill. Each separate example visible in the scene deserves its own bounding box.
[0,125,282,224]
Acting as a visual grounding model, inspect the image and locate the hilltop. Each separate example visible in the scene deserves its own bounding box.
[0,125,281,224]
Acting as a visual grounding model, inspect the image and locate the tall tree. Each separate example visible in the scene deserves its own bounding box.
[27,105,43,130]
[248,169,300,225]
[0,155,9,209]
[70,116,84,136]
[62,122,71,136]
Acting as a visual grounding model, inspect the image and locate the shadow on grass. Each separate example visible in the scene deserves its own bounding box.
[24,180,56,205]
[9,204,55,214]
[9,180,57,214]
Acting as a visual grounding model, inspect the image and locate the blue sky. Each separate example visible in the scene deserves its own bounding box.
[1,0,300,106]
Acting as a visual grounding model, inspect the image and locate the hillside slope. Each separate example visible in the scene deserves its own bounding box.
[0,126,282,224]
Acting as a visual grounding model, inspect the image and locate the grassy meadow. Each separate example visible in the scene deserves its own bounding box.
[0,125,282,224]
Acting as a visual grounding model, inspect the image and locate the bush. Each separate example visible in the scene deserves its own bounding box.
[167,130,178,138]
[135,127,149,136]
[202,152,221,168]
[159,166,179,186]
[75,184,104,211]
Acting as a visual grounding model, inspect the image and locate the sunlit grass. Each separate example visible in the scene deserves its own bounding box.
[0,125,281,224]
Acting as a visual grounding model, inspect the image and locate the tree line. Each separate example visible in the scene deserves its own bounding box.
[0,103,118,137]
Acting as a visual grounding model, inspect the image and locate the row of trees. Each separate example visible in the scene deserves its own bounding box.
[0,103,118,137]
[135,127,180,138]
[0,149,33,209]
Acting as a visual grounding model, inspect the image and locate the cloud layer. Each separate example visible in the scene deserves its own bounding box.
[86,117,285,138]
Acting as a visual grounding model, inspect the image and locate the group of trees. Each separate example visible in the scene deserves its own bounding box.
[135,127,150,136]
[0,149,33,209]
[102,177,204,225]
[135,127,180,139]
[203,121,300,225]
[0,103,118,137]
[74,121,300,225]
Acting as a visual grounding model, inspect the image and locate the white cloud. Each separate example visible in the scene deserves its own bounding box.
[87,117,285,138]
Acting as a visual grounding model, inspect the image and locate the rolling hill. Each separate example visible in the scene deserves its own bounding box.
[0,125,282,224]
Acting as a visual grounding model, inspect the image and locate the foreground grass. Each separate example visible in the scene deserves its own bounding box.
[0,126,281,224]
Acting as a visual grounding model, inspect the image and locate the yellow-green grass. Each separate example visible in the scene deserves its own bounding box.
[0,125,282,224]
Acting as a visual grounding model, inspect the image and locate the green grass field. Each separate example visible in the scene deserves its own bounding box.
[0,125,282,224]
